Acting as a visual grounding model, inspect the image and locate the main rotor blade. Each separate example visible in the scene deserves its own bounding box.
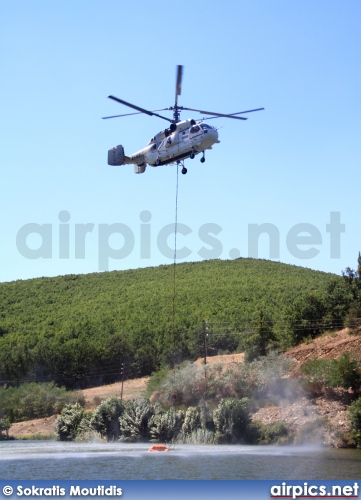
[102,108,169,120]
[102,111,145,119]
[175,65,183,107]
[181,107,248,120]
[108,96,172,122]
[203,107,265,121]
[230,108,265,115]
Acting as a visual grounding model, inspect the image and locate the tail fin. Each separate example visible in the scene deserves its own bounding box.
[108,145,125,166]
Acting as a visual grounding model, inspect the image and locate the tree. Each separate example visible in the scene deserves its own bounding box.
[346,301,361,331]
[349,397,361,447]
[342,253,361,331]
[322,279,353,330]
[181,406,201,435]
[244,310,275,362]
[149,407,184,444]
[300,353,361,393]
[213,397,251,444]
[331,353,360,390]
[283,292,325,346]
[92,397,125,441]
[198,398,214,431]
[342,267,358,286]
[74,412,97,442]
[56,403,86,441]
[119,398,158,442]
[0,418,10,440]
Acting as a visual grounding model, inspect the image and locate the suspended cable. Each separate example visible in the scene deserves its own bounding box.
[172,162,180,351]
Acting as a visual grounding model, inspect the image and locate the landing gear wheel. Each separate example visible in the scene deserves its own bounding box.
[181,167,187,175]
[155,159,161,166]
[190,152,195,160]
[200,157,205,163]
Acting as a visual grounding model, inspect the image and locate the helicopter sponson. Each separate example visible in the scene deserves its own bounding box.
[107,119,219,174]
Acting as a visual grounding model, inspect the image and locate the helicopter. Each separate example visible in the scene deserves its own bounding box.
[103,66,264,175]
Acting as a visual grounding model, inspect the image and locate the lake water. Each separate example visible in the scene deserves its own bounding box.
[1,441,361,480]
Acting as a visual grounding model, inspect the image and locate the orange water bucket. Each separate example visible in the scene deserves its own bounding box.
[148,444,169,452]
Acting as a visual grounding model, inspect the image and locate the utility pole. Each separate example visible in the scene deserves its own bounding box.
[203,321,207,365]
[120,362,125,400]
[203,321,209,380]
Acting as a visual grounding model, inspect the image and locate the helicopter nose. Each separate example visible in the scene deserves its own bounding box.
[209,127,219,141]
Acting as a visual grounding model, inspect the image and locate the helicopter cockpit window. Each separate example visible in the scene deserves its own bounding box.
[200,123,212,130]
[190,125,201,134]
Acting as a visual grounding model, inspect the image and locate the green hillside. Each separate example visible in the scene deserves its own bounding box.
[0,259,340,388]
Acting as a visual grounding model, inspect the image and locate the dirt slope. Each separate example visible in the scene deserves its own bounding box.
[286,327,361,366]
[9,377,149,438]
[8,415,58,439]
[253,328,361,446]
[194,352,244,366]
[82,377,149,410]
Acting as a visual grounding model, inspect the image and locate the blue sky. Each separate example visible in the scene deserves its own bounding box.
[1,0,360,282]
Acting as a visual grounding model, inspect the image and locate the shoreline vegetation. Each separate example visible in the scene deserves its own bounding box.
[49,351,361,448]
[1,256,361,447]
[3,345,361,448]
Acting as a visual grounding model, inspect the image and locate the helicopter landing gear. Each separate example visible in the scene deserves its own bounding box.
[155,159,161,166]
[177,160,187,175]
[200,152,205,163]
[190,150,196,160]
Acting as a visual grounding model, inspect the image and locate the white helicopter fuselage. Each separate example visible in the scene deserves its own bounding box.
[105,65,263,174]
[108,119,219,174]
